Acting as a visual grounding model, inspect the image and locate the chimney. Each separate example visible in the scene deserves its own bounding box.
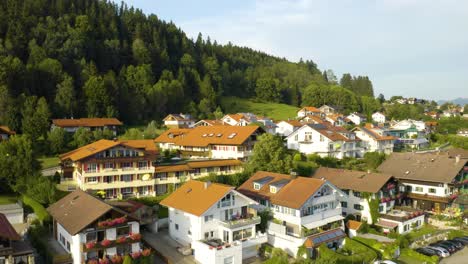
[204,181,211,189]
[290,170,297,179]
[456,155,461,163]
[113,137,118,142]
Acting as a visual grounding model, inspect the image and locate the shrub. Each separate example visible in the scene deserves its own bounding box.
[21,195,50,222]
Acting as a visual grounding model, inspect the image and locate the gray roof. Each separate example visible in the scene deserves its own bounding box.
[378,152,466,183]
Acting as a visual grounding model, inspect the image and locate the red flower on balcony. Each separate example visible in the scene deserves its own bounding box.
[142,249,151,257]
[129,233,141,241]
[100,239,111,247]
[450,194,459,200]
[98,221,109,228]
[86,241,96,249]
[116,236,127,244]
[217,246,223,250]
[111,255,122,264]
[112,217,127,226]
[131,252,141,259]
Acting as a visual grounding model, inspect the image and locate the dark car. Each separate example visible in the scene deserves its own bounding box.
[453,237,468,245]
[416,247,439,257]
[445,240,463,249]
[436,241,458,252]
[430,242,456,253]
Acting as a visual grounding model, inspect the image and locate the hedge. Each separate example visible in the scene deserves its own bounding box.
[317,238,378,264]
[22,195,50,222]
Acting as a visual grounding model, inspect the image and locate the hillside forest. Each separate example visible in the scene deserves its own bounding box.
[0,0,378,135]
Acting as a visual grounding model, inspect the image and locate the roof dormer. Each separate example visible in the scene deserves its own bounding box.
[253,176,274,190]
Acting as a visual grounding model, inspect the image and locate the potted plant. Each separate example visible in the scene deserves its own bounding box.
[86,241,96,249]
[101,239,111,247]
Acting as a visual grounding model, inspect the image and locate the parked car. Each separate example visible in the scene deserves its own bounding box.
[416,247,439,257]
[425,246,450,257]
[453,237,468,245]
[445,239,463,250]
[432,241,457,253]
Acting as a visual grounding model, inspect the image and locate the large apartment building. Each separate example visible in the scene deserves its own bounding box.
[238,171,346,259]
[47,190,142,264]
[60,139,158,199]
[286,124,361,159]
[155,126,263,160]
[378,151,467,213]
[160,180,267,264]
[60,139,244,198]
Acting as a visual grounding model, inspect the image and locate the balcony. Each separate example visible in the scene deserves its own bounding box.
[82,166,155,176]
[82,179,155,189]
[218,215,261,229]
[240,232,268,248]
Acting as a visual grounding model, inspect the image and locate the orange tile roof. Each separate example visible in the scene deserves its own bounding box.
[224,114,245,122]
[163,114,194,121]
[346,220,363,230]
[160,180,234,216]
[52,118,122,127]
[299,106,321,113]
[301,115,325,124]
[0,126,15,135]
[60,139,157,162]
[312,167,393,193]
[353,127,396,141]
[154,128,191,144]
[155,126,261,147]
[238,171,326,209]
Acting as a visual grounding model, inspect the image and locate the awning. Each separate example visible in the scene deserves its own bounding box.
[304,228,346,248]
[303,215,344,229]
[376,219,399,229]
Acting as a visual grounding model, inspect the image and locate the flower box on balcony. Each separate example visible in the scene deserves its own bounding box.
[116,236,127,244]
[85,241,96,249]
[130,233,142,241]
[216,246,223,250]
[100,239,111,247]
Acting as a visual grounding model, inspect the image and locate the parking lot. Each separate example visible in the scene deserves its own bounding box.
[440,247,468,264]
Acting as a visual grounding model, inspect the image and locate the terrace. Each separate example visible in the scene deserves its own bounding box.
[380,207,424,222]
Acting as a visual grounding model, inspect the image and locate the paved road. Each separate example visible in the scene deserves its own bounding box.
[42,166,61,176]
[440,247,468,264]
[142,229,196,264]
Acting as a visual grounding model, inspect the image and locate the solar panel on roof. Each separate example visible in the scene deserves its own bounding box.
[254,176,274,185]
[269,179,290,188]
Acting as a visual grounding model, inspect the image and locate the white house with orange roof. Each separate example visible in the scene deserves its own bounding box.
[160,180,267,264]
[238,171,346,258]
[154,126,264,160]
[372,112,386,124]
[286,124,361,159]
[297,107,323,118]
[163,114,195,128]
[275,120,303,137]
[52,118,123,135]
[352,125,395,154]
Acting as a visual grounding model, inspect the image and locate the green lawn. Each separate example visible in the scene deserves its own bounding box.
[220,96,299,120]
[406,225,439,241]
[0,194,18,205]
[38,156,60,169]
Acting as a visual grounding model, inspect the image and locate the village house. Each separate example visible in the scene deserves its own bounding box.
[221,114,250,126]
[346,112,367,125]
[312,167,398,224]
[193,119,227,127]
[0,126,15,141]
[371,112,386,124]
[155,126,263,160]
[47,190,142,264]
[52,118,123,135]
[388,120,429,149]
[424,111,440,120]
[59,139,159,199]
[352,125,395,154]
[324,114,349,127]
[378,152,467,213]
[275,120,303,137]
[238,171,346,258]
[160,180,267,264]
[0,213,34,264]
[221,113,276,134]
[318,105,342,115]
[163,114,195,128]
[299,115,325,124]
[286,124,361,159]
[457,128,468,137]
[297,107,323,118]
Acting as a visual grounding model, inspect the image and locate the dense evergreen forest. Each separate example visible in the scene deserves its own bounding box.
[0,0,377,131]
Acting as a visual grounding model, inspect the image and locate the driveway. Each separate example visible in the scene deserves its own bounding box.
[142,229,196,264]
[440,247,468,264]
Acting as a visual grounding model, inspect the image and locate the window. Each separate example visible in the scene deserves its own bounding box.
[121,187,132,194]
[343,190,350,195]
[116,226,130,237]
[353,191,361,198]
[429,188,436,194]
[117,244,131,255]
[188,230,191,235]
[415,187,423,192]
[253,183,261,190]
[66,241,70,251]
[204,215,213,222]
[353,204,363,210]
[379,205,384,212]
[341,201,348,208]
[224,256,234,264]
[270,186,277,193]
[138,161,148,169]
[294,134,298,141]
[320,135,324,142]
[104,162,114,169]
[121,175,132,182]
[86,232,97,242]
[87,177,97,183]
[175,224,179,230]
[305,132,313,142]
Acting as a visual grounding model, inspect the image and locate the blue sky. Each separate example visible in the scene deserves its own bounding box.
[120,0,468,100]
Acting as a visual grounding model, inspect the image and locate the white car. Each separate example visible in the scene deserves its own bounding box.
[426,246,450,257]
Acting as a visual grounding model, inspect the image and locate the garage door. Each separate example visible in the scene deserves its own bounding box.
[242,246,257,259]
